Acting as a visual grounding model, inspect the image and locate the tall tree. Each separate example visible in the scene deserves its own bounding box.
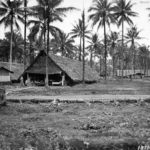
[87,33,101,68]
[23,0,28,69]
[108,31,119,76]
[0,0,24,71]
[138,45,149,75]
[82,10,85,84]
[113,0,137,78]
[51,31,76,58]
[0,31,24,63]
[88,0,115,80]
[70,18,90,61]
[125,25,141,75]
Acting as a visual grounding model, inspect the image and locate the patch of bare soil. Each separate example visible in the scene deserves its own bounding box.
[0,102,150,150]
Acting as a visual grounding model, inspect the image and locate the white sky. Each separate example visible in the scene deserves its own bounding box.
[0,0,150,46]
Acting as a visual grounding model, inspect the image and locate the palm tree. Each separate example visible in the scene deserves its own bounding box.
[0,31,24,63]
[87,33,101,68]
[88,0,115,80]
[51,31,76,58]
[70,18,91,61]
[31,0,76,86]
[23,0,29,69]
[0,0,24,71]
[113,0,137,78]
[125,25,141,75]
[108,31,119,76]
[138,45,149,76]
[27,19,62,50]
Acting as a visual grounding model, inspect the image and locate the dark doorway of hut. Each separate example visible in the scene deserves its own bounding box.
[23,72,72,87]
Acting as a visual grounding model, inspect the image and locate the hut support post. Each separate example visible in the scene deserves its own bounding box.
[26,73,31,86]
[62,73,65,86]
[27,73,30,81]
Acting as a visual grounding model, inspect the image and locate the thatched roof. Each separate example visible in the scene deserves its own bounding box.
[0,67,13,73]
[24,50,99,82]
[0,62,24,81]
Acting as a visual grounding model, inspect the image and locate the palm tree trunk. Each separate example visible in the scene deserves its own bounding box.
[79,37,82,61]
[45,5,50,87]
[62,46,64,56]
[131,40,135,78]
[121,20,124,79]
[100,55,102,75]
[29,40,32,64]
[82,10,85,84]
[10,14,13,72]
[104,18,107,80]
[44,17,46,49]
[133,44,136,78]
[90,51,93,68]
[113,55,115,77]
[24,0,27,70]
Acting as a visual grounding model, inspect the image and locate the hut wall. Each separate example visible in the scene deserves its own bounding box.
[0,69,11,82]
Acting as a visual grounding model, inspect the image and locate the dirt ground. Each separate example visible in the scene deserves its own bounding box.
[0,101,150,150]
[1,79,150,149]
[6,79,150,97]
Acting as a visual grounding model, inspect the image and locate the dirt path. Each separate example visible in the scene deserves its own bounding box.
[6,94,150,103]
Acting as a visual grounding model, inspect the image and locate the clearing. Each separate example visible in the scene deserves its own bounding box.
[1,79,150,150]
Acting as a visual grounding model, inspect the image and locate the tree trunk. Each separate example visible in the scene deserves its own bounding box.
[82,11,85,85]
[24,0,27,70]
[10,14,13,72]
[45,5,50,87]
[104,18,107,80]
[131,40,135,78]
[62,46,64,56]
[100,56,102,75]
[121,20,124,79]
[112,55,115,77]
[90,51,93,68]
[29,41,34,65]
[79,37,82,61]
[133,48,136,78]
[44,17,46,50]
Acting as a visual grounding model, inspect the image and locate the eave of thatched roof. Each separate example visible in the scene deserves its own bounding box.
[0,67,14,73]
[0,62,24,80]
[22,50,99,82]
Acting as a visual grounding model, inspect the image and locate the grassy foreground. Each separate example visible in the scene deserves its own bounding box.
[0,101,150,150]
[6,79,150,97]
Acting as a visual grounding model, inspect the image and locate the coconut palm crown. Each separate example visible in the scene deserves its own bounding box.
[51,31,76,58]
[87,33,101,68]
[70,18,91,61]
[0,0,24,71]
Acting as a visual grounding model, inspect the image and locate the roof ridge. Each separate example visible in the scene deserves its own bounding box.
[48,53,81,64]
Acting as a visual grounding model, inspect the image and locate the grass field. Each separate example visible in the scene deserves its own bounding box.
[0,101,150,149]
[1,79,150,150]
[6,79,150,97]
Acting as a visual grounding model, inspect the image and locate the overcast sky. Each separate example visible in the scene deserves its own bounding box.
[0,0,150,46]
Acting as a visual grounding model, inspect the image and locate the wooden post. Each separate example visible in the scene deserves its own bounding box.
[26,73,31,86]
[20,76,24,87]
[0,88,6,106]
[62,73,65,86]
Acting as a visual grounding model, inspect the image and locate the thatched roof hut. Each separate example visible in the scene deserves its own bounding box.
[0,62,24,82]
[21,50,99,85]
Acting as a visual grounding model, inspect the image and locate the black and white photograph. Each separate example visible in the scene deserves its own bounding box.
[0,0,150,149]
